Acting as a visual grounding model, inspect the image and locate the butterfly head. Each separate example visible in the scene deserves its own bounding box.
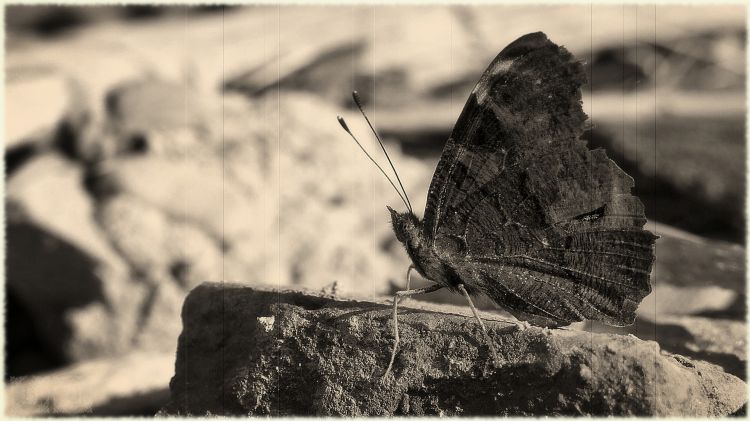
[387,205,422,246]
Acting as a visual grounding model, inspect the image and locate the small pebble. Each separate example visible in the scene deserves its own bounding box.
[257,316,275,332]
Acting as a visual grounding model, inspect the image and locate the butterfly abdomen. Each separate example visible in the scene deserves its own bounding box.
[388,208,470,291]
[404,234,465,289]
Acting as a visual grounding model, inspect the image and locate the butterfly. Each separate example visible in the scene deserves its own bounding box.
[338,32,657,379]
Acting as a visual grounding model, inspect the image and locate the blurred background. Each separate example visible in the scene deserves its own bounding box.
[4,4,745,416]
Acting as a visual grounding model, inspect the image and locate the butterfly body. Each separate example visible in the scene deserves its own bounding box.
[387,209,430,277]
[388,32,656,328]
[388,206,473,293]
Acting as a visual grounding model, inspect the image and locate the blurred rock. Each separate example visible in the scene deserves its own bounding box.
[130,280,185,353]
[589,116,745,243]
[635,222,745,321]
[25,91,430,365]
[6,291,65,379]
[98,194,223,291]
[638,284,738,320]
[5,70,75,150]
[6,351,173,416]
[6,154,138,360]
[578,313,746,381]
[637,315,746,380]
[96,92,431,296]
[7,6,744,150]
[6,5,123,38]
[224,40,366,104]
[102,156,254,240]
[162,283,746,416]
[649,222,744,292]
[5,153,189,363]
[7,154,123,271]
[105,78,210,157]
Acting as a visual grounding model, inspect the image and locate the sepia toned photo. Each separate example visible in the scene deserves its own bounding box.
[4,3,746,416]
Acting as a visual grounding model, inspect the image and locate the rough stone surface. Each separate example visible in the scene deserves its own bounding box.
[6,351,173,416]
[162,284,746,416]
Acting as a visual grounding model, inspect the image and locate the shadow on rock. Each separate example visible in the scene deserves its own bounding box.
[6,221,106,369]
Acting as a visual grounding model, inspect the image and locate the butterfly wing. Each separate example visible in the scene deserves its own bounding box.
[422,32,656,326]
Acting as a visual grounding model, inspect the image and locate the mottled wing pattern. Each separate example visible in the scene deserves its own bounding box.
[422,32,656,326]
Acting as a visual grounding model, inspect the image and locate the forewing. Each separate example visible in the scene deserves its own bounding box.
[422,32,656,325]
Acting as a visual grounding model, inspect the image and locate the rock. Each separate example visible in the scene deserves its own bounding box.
[6,351,174,416]
[573,313,746,381]
[5,153,191,364]
[6,154,123,272]
[100,156,254,241]
[130,280,186,353]
[648,222,744,293]
[62,270,149,360]
[638,284,739,319]
[98,194,223,291]
[95,92,431,297]
[236,93,429,293]
[224,40,366,104]
[5,69,75,150]
[95,193,225,353]
[104,78,210,157]
[63,92,433,365]
[635,222,745,321]
[6,154,140,361]
[162,283,746,416]
[6,32,165,135]
[637,315,746,380]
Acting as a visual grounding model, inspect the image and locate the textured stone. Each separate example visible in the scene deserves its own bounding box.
[162,284,746,416]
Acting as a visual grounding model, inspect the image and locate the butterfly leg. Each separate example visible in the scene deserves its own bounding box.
[382,282,443,379]
[399,265,415,303]
[457,284,500,368]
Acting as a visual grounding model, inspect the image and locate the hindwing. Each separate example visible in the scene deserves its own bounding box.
[422,32,656,325]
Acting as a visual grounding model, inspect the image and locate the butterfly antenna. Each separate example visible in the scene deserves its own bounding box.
[337,115,411,212]
[351,91,413,213]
